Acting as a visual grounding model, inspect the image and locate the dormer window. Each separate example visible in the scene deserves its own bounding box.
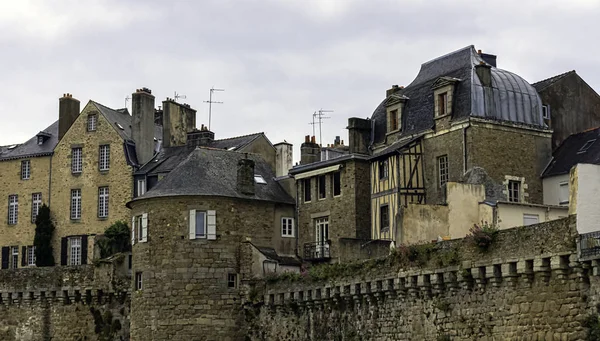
[432,76,459,119]
[87,114,97,132]
[37,136,44,145]
[542,105,550,119]
[389,109,399,131]
[438,93,448,116]
[384,94,406,134]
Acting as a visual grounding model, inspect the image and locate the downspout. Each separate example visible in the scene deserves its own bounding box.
[462,121,471,174]
[48,154,53,207]
[295,179,300,259]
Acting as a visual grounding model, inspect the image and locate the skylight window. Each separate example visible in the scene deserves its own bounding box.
[116,123,124,130]
[578,139,596,154]
[254,175,267,184]
[227,147,237,151]
[7,145,17,150]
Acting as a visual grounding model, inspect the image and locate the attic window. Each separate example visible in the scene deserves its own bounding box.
[7,145,17,150]
[116,123,124,130]
[227,147,236,151]
[542,105,550,119]
[37,136,44,145]
[578,139,596,154]
[254,175,267,184]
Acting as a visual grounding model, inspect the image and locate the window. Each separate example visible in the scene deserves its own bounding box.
[8,195,18,225]
[380,205,390,232]
[523,214,539,226]
[137,179,146,197]
[71,147,82,174]
[507,180,521,203]
[70,189,82,220]
[69,237,82,265]
[26,246,36,266]
[195,211,206,238]
[98,187,109,218]
[11,246,18,269]
[135,272,143,291]
[303,178,312,203]
[99,145,110,171]
[318,175,326,199]
[438,155,449,187]
[31,193,42,223]
[542,105,550,119]
[188,210,216,240]
[37,136,44,145]
[87,114,97,132]
[378,160,389,180]
[438,92,448,116]
[134,214,148,242]
[389,109,398,131]
[578,139,596,154]
[559,182,569,205]
[332,171,341,196]
[228,273,238,288]
[254,175,267,184]
[282,217,294,237]
[21,160,30,180]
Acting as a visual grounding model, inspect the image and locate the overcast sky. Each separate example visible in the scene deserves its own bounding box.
[1,0,599,161]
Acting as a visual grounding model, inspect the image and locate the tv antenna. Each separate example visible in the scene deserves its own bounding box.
[174,91,187,102]
[125,95,131,108]
[203,87,224,130]
[313,109,333,146]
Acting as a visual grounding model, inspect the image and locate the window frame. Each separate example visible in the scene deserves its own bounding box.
[281,217,294,237]
[87,114,97,132]
[558,181,569,205]
[254,174,267,184]
[303,178,312,203]
[578,139,597,154]
[31,193,42,223]
[69,237,82,266]
[227,273,238,289]
[389,109,399,131]
[523,214,539,226]
[21,160,31,180]
[195,211,207,239]
[98,186,109,218]
[99,144,110,171]
[380,204,390,232]
[135,272,143,291]
[438,92,448,117]
[318,175,326,200]
[8,194,18,225]
[542,105,550,119]
[438,155,449,188]
[332,171,341,197]
[137,179,146,197]
[71,147,83,174]
[507,180,521,203]
[70,189,82,220]
[26,245,36,266]
[378,160,389,180]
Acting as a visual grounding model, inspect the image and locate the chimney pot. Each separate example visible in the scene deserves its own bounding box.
[311,136,316,144]
[305,135,310,143]
[478,49,482,54]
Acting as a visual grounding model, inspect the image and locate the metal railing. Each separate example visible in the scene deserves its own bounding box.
[303,241,331,261]
[579,231,600,259]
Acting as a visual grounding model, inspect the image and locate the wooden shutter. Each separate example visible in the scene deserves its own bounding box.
[21,246,26,266]
[189,209,196,240]
[141,213,148,243]
[1,247,8,269]
[81,235,88,264]
[207,210,216,240]
[60,238,68,266]
[131,216,136,245]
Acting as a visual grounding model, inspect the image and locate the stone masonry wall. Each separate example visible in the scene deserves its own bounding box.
[0,264,130,341]
[247,216,600,340]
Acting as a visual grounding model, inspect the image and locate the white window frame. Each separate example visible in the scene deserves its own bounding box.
[135,272,143,290]
[8,194,18,225]
[523,214,539,226]
[98,187,109,218]
[69,237,82,266]
[26,245,36,266]
[558,182,569,205]
[189,210,207,239]
[378,160,389,180]
[227,273,238,288]
[507,180,521,203]
[189,210,216,240]
[87,114,97,132]
[71,147,83,174]
[10,246,18,269]
[254,175,267,184]
[137,179,146,197]
[31,193,42,223]
[133,214,148,243]
[21,160,30,180]
[542,105,550,119]
[70,189,82,220]
[438,155,448,188]
[99,144,110,171]
[281,217,294,237]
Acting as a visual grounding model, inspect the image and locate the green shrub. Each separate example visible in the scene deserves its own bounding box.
[98,221,131,259]
[34,205,55,267]
[466,222,499,251]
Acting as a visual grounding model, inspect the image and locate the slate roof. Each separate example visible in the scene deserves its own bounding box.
[130,147,294,205]
[0,121,58,161]
[532,70,575,92]
[371,45,545,146]
[542,126,600,177]
[255,246,301,266]
[92,101,133,141]
[136,132,266,175]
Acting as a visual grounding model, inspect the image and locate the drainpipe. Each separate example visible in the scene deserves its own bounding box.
[462,121,471,174]
[48,154,53,207]
[295,179,300,259]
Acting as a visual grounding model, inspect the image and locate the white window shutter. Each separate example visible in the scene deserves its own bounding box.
[131,216,136,245]
[207,210,216,240]
[141,213,148,242]
[189,209,196,240]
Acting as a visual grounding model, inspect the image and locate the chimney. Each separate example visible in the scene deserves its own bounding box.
[274,141,293,177]
[237,154,255,195]
[300,136,320,165]
[162,98,197,148]
[132,88,156,164]
[334,136,341,146]
[347,117,371,155]
[386,85,402,97]
[58,93,80,140]
[187,124,215,148]
[475,61,492,87]
[477,49,497,68]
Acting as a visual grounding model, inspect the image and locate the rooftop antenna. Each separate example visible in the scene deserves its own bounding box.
[174,91,187,102]
[125,95,131,108]
[314,109,333,146]
[203,87,224,130]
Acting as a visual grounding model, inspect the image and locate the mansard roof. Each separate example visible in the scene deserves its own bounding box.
[0,121,58,161]
[371,45,545,145]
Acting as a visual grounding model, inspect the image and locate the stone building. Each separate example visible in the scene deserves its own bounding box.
[365,45,553,242]
[127,147,296,340]
[532,70,600,150]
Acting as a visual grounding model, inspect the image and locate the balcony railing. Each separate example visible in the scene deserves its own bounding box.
[580,231,600,259]
[303,241,331,261]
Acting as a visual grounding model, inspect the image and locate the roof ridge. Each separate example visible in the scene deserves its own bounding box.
[195,146,261,156]
[532,70,576,88]
[91,100,123,114]
[214,132,264,142]
[421,45,475,67]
